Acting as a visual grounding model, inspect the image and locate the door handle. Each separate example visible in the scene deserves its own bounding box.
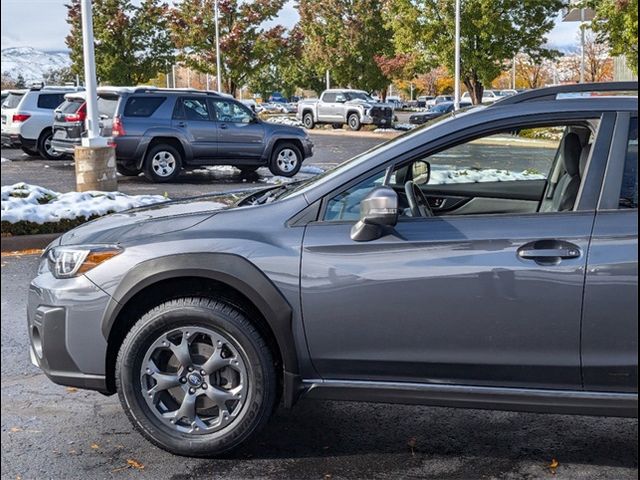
[220,123,228,129]
[177,121,186,127]
[517,240,581,265]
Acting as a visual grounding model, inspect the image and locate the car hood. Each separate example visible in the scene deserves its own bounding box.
[345,99,394,109]
[59,191,246,246]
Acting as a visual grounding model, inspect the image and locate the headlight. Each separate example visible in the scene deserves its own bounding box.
[45,245,122,278]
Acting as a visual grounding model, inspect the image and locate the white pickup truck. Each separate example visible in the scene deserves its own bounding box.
[297,89,394,131]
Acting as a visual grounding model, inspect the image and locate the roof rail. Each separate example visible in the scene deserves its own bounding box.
[493,81,638,106]
[132,87,222,96]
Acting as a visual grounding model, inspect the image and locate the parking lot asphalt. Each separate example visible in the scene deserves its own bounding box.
[1,254,638,480]
[0,130,392,199]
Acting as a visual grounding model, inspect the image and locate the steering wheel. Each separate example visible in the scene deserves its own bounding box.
[404,181,434,217]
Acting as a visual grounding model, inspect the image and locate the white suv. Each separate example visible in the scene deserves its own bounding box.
[1,85,83,159]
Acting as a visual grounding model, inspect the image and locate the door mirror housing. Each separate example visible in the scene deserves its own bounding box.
[350,187,399,242]
[411,160,431,185]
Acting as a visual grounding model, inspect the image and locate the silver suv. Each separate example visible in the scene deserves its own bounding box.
[27,83,638,456]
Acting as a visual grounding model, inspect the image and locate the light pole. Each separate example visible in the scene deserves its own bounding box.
[453,0,461,110]
[214,0,222,92]
[80,0,106,147]
[76,0,117,193]
[580,8,586,83]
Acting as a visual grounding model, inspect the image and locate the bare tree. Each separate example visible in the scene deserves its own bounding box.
[561,30,614,83]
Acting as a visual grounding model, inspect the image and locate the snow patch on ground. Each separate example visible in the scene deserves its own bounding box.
[264,116,304,128]
[374,123,417,133]
[1,157,10,163]
[426,165,546,185]
[299,165,325,175]
[1,183,167,224]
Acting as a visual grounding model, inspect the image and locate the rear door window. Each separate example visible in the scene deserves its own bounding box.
[123,96,166,117]
[174,97,211,121]
[37,93,66,109]
[620,117,638,209]
[3,93,24,108]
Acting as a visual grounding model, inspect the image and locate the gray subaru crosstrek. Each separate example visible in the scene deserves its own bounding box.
[28,83,638,456]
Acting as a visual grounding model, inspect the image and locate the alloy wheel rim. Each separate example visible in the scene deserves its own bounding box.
[276,148,298,173]
[140,326,249,435]
[152,151,176,177]
[44,135,62,157]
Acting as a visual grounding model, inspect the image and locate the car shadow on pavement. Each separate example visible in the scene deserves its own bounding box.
[173,400,638,479]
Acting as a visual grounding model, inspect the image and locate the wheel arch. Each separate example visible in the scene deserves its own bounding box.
[135,134,191,170]
[102,253,301,406]
[264,136,304,161]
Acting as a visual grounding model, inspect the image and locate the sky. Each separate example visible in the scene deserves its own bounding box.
[1,0,582,53]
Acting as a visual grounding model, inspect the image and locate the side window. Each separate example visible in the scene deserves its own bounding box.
[37,93,65,109]
[323,92,336,103]
[620,117,638,209]
[175,98,210,121]
[335,93,346,103]
[324,170,387,222]
[211,99,252,123]
[123,96,166,117]
[426,127,565,185]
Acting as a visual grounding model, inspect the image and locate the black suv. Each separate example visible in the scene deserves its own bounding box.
[112,88,313,182]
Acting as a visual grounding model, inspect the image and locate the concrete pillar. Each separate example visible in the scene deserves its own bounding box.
[74,146,118,192]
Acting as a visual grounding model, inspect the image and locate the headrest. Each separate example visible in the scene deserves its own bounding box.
[562,133,582,177]
[579,143,592,178]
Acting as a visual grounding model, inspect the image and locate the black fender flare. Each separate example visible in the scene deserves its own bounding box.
[101,253,301,402]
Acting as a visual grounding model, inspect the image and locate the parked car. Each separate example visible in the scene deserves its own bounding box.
[409,100,472,124]
[386,96,408,109]
[106,88,312,181]
[426,95,453,107]
[50,88,124,156]
[462,89,503,104]
[500,89,519,97]
[297,89,394,130]
[0,85,83,159]
[416,95,434,108]
[27,82,638,457]
[0,90,8,105]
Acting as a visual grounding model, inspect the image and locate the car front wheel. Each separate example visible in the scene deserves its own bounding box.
[269,142,302,177]
[347,113,361,131]
[302,112,315,129]
[143,144,182,182]
[116,297,277,457]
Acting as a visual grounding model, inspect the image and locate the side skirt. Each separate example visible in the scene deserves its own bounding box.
[301,380,638,418]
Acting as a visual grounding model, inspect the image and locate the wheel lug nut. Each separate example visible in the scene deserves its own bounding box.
[188,366,194,372]
[202,383,208,389]
[200,370,206,376]
[180,377,186,384]
[189,388,196,394]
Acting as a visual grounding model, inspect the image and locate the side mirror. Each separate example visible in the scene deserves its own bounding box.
[411,160,431,185]
[350,187,399,242]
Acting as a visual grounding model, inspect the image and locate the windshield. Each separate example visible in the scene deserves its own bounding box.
[345,91,374,102]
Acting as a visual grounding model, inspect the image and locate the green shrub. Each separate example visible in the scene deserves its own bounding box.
[1,212,114,236]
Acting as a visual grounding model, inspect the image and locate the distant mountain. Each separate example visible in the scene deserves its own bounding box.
[1,47,71,82]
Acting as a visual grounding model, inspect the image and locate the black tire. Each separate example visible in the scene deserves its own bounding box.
[21,146,39,157]
[302,112,315,129]
[116,297,277,457]
[268,142,302,177]
[331,123,343,130]
[143,143,182,183]
[37,130,65,160]
[347,113,362,131]
[116,163,141,176]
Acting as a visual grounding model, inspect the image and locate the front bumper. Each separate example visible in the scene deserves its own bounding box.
[50,138,80,155]
[302,138,314,158]
[27,270,113,393]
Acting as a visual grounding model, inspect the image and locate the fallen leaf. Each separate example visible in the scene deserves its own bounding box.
[127,459,144,470]
[407,437,417,456]
[65,387,78,393]
[90,443,100,449]
[9,427,22,433]
[549,458,560,474]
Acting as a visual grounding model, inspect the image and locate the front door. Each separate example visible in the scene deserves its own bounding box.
[301,119,610,390]
[172,97,217,159]
[209,98,265,160]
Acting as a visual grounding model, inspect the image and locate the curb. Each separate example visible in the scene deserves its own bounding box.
[1,233,60,252]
